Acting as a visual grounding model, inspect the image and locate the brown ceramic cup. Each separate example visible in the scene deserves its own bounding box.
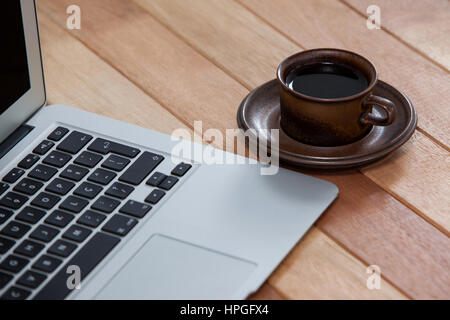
[277,48,396,146]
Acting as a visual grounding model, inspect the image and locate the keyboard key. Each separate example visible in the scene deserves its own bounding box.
[171,162,192,177]
[0,182,8,197]
[78,210,106,228]
[102,155,130,171]
[88,138,140,158]
[30,225,59,243]
[74,151,103,168]
[74,182,103,199]
[0,255,29,273]
[145,189,165,205]
[146,172,166,187]
[43,151,72,168]
[33,255,62,273]
[119,200,151,218]
[88,168,116,185]
[1,286,31,300]
[63,225,92,243]
[47,127,69,141]
[33,140,55,155]
[17,270,47,289]
[102,214,137,237]
[119,152,164,185]
[0,208,13,225]
[45,178,75,196]
[60,196,89,213]
[31,192,61,210]
[16,207,46,224]
[48,240,77,258]
[1,221,31,239]
[3,168,25,183]
[0,192,28,210]
[45,210,74,228]
[86,138,114,154]
[29,164,58,182]
[108,142,140,158]
[92,196,120,214]
[0,236,15,254]
[14,240,44,258]
[14,178,43,196]
[57,131,92,154]
[0,271,13,289]
[18,154,40,169]
[105,182,134,199]
[60,164,89,182]
[35,232,120,300]
[158,176,178,191]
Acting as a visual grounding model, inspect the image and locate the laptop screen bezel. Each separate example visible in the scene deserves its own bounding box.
[0,0,46,143]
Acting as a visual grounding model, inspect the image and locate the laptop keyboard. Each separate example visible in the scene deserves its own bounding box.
[0,127,192,300]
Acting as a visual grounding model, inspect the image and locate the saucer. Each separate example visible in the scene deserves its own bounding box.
[237,79,417,169]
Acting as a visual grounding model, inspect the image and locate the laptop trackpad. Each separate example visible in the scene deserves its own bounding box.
[95,235,256,299]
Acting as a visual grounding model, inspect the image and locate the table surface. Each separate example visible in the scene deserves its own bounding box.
[37,0,449,299]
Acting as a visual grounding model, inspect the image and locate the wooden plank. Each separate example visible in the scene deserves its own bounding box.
[131,0,450,298]
[343,0,450,71]
[238,0,450,147]
[39,0,248,134]
[362,132,450,233]
[313,169,450,299]
[37,8,186,135]
[37,0,449,298]
[137,0,450,234]
[37,0,411,300]
[268,228,407,299]
[137,0,299,89]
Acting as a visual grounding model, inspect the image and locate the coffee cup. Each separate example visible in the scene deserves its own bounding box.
[277,48,396,146]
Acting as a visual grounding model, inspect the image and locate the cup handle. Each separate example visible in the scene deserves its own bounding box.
[360,94,397,126]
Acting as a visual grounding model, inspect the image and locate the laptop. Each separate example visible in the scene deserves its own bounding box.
[0,1,337,300]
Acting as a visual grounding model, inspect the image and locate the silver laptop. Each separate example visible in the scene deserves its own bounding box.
[0,1,337,300]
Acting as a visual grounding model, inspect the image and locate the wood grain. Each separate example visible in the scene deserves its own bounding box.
[239,0,450,147]
[41,0,248,134]
[362,132,450,233]
[312,169,450,299]
[137,0,299,89]
[37,9,186,135]
[268,228,407,299]
[37,0,449,298]
[343,0,450,71]
[35,1,404,300]
[136,0,450,234]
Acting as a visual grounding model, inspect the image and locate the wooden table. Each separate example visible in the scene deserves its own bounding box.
[36,0,449,299]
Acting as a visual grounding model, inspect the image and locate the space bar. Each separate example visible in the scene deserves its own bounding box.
[34,232,120,300]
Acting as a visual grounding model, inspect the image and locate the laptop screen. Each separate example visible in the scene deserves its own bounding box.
[0,2,31,116]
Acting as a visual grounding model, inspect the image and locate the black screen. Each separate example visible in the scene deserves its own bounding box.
[0,2,31,115]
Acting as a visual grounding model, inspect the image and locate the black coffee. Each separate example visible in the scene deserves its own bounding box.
[286,63,368,99]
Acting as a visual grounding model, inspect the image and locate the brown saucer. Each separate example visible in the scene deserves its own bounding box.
[237,79,417,169]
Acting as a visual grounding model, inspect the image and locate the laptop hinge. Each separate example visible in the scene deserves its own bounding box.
[0,125,34,160]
